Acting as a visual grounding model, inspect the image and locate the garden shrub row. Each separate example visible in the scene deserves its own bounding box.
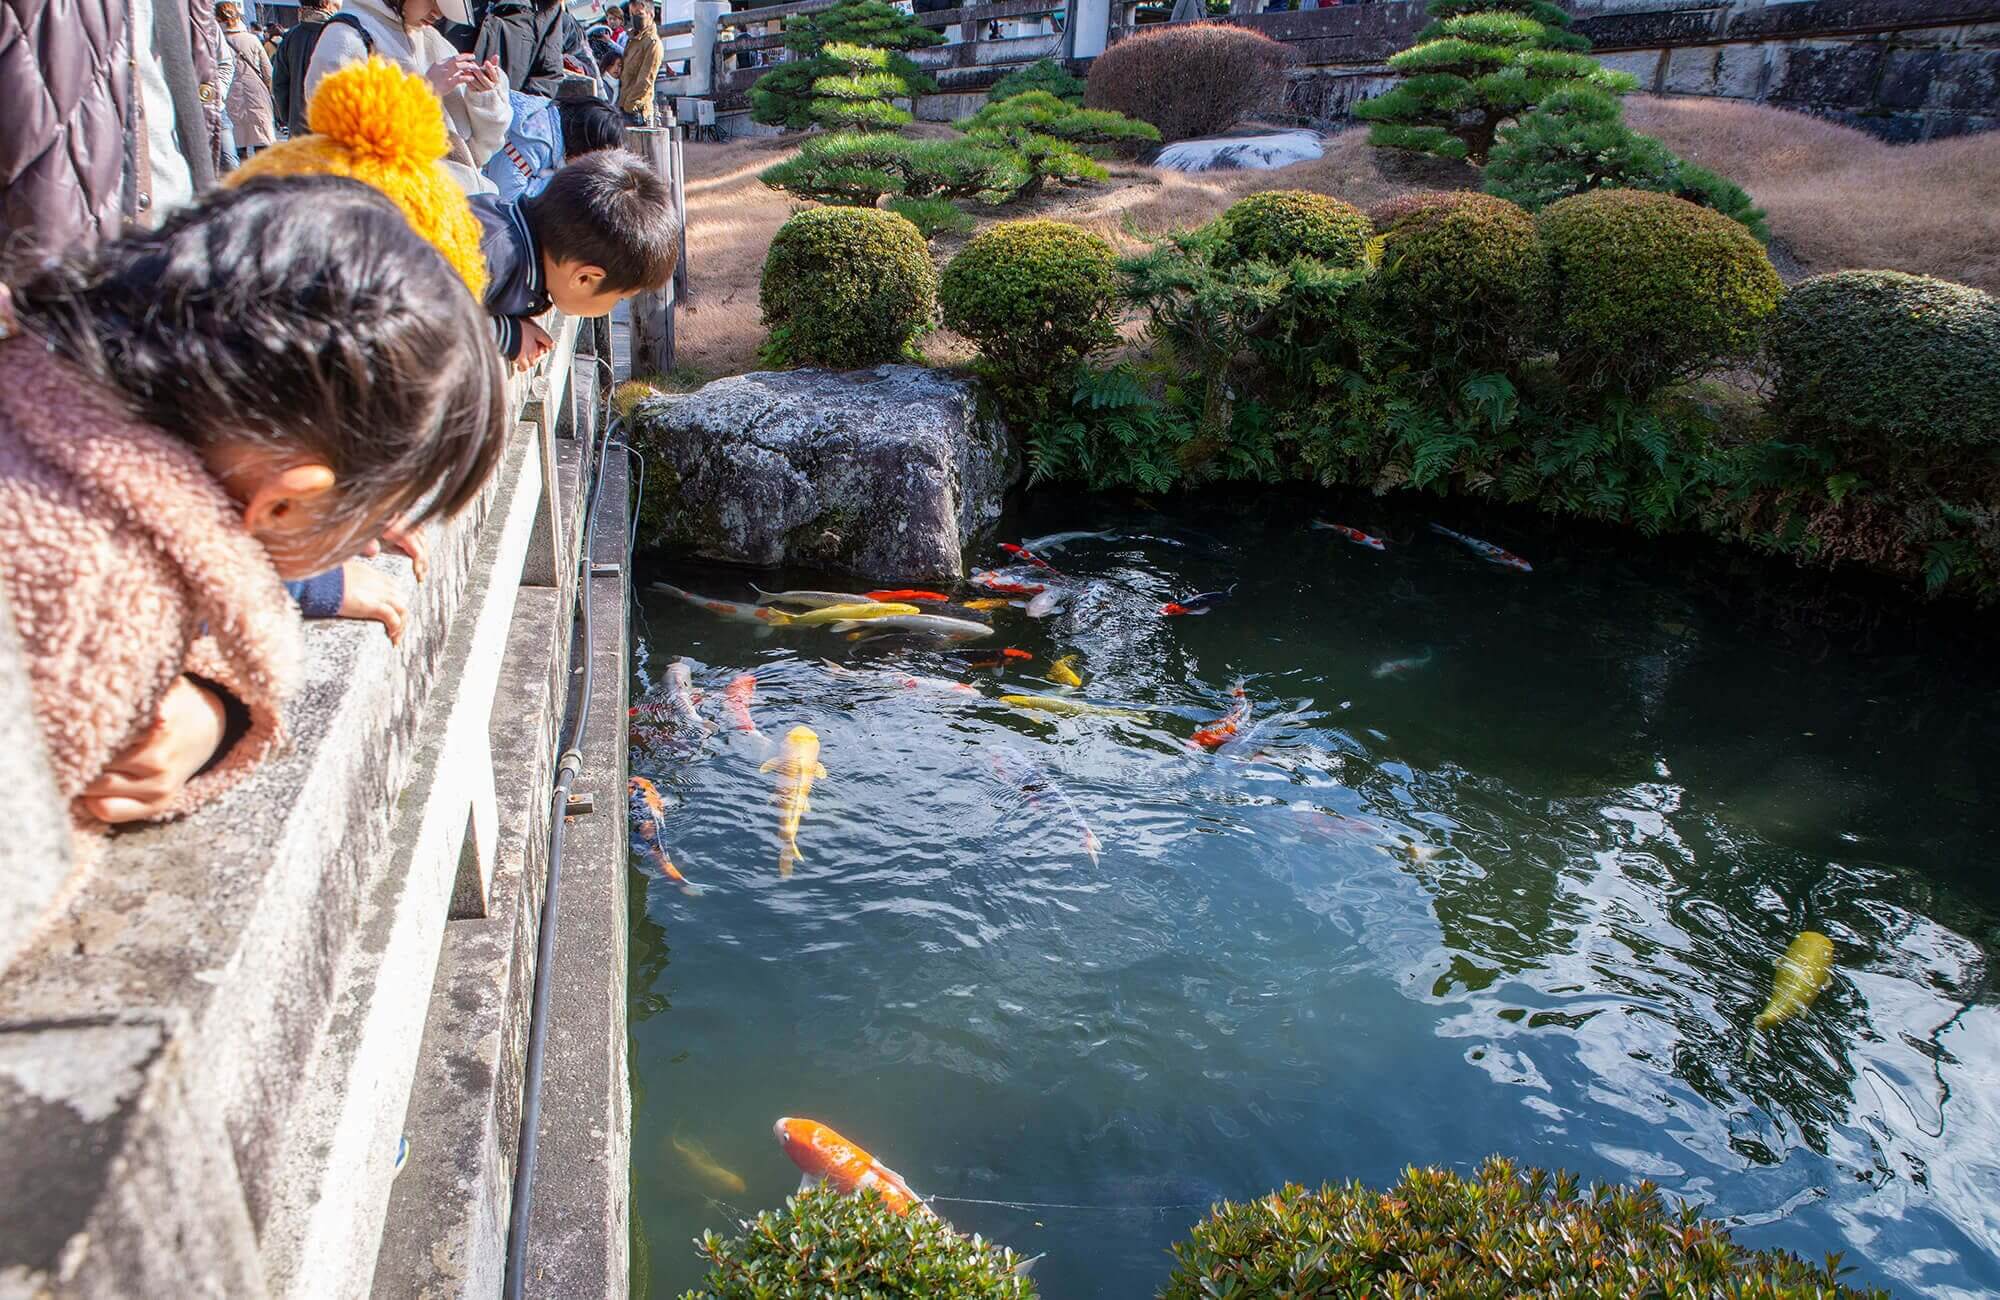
[755,185,1998,600]
[680,1160,1885,1298]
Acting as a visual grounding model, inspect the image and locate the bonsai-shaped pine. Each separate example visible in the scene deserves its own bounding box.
[749,0,943,131]
[1353,0,1635,165]
[986,57,1085,105]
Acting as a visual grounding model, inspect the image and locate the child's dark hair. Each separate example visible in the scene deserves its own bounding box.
[558,97,627,159]
[10,175,506,531]
[521,150,680,294]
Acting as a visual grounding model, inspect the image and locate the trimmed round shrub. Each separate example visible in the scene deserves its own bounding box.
[1378,191,1548,366]
[1083,23,1294,143]
[1538,188,1781,397]
[1770,270,2000,466]
[1162,1159,1887,1299]
[1214,190,1372,268]
[1367,188,1484,233]
[940,219,1121,388]
[759,206,937,369]
[684,1184,1037,1298]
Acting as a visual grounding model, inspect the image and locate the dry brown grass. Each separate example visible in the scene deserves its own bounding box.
[675,97,1998,376]
[1625,94,2000,293]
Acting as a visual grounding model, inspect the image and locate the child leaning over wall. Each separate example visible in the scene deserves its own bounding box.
[0,175,506,878]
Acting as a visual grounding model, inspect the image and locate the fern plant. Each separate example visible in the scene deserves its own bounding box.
[1027,365,1196,492]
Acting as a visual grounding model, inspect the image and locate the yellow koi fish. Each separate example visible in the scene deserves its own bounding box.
[1047,655,1083,688]
[999,694,1143,719]
[1748,931,1834,1059]
[672,1132,748,1195]
[785,602,921,628]
[760,725,827,877]
[963,597,1012,611]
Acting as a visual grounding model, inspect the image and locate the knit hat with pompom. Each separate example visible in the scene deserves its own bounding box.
[228,58,488,298]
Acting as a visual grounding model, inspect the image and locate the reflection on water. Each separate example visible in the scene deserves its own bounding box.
[627,495,2000,1298]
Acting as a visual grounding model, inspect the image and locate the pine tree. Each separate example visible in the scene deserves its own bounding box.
[1353,0,1634,166]
[749,0,943,131]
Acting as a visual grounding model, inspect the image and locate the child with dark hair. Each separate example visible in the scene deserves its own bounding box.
[472,147,681,369]
[0,175,506,837]
[481,82,629,202]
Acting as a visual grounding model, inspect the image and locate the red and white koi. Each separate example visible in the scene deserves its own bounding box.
[1161,585,1235,616]
[1312,520,1387,551]
[1190,686,1250,751]
[991,745,1102,864]
[1429,524,1532,573]
[722,673,760,736]
[971,569,1047,597]
[999,542,1061,573]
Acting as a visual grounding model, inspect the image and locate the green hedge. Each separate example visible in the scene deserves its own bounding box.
[1162,1159,1886,1299]
[941,219,1122,403]
[759,206,937,368]
[1770,270,2000,466]
[1377,191,1547,368]
[987,56,1084,104]
[681,1184,1036,1299]
[1214,190,1372,268]
[1539,188,1780,398]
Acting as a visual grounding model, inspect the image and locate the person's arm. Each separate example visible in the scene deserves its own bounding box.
[271,35,294,128]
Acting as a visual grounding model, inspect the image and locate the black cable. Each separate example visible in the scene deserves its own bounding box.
[504,391,621,1300]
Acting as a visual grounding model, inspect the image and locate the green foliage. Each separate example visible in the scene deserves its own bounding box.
[1354,0,1633,165]
[1082,22,1294,143]
[941,220,1122,412]
[1770,271,2000,474]
[758,206,937,368]
[1161,1158,1887,1299]
[962,127,1106,199]
[886,195,974,239]
[1539,188,1781,399]
[759,132,1024,206]
[1026,365,1199,492]
[957,91,1160,158]
[987,57,1085,105]
[1484,89,1768,240]
[749,0,940,130]
[1214,190,1373,268]
[681,1184,1036,1299]
[1377,191,1548,369]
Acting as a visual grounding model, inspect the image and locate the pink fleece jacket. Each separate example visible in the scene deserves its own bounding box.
[0,336,304,838]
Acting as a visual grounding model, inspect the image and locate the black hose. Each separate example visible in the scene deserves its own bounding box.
[504,390,621,1300]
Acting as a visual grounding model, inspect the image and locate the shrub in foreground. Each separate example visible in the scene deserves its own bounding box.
[759,207,936,368]
[1485,88,1768,240]
[682,1184,1036,1299]
[1378,192,1548,368]
[1214,190,1372,268]
[1769,271,2000,473]
[1368,188,1484,232]
[1162,1158,1887,1299]
[987,56,1084,105]
[941,219,1121,400]
[1539,188,1780,398]
[1083,23,1293,143]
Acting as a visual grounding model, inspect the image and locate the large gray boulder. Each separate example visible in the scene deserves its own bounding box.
[629,365,1018,582]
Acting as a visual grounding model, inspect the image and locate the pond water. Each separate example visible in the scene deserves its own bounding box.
[626,493,2000,1299]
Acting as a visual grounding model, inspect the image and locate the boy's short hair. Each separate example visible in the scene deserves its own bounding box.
[521,150,680,294]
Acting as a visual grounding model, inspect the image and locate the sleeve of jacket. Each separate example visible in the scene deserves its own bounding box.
[458,79,512,167]
[271,35,295,128]
[520,14,567,97]
[304,19,368,98]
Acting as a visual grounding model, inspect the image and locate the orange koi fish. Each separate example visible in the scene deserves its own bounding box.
[774,1118,928,1216]
[1191,686,1249,751]
[628,776,688,885]
[962,597,1012,611]
[948,647,1032,670]
[866,589,947,603]
[723,673,760,735]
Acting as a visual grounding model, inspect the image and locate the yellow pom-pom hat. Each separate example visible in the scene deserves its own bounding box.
[228,58,488,298]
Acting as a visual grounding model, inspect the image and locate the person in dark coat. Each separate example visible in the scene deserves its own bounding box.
[270,0,334,137]
[475,0,566,96]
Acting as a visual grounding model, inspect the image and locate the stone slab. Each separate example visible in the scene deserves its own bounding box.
[1664,42,1722,91]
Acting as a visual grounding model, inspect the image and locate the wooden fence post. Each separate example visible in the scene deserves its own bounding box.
[629,122,677,378]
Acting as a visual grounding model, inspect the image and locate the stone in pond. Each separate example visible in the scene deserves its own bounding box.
[1155,130,1324,174]
[627,365,1018,582]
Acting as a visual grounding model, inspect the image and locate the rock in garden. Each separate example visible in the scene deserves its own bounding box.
[628,365,1018,582]
[1155,130,1325,173]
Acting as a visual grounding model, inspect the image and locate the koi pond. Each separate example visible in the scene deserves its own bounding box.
[626,494,2000,1298]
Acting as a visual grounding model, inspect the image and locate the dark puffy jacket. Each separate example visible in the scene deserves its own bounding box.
[271,10,330,137]
[475,0,565,97]
[0,0,136,278]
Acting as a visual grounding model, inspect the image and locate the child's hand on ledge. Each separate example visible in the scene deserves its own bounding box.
[515,318,553,373]
[80,676,227,823]
[340,559,408,644]
[380,520,428,582]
